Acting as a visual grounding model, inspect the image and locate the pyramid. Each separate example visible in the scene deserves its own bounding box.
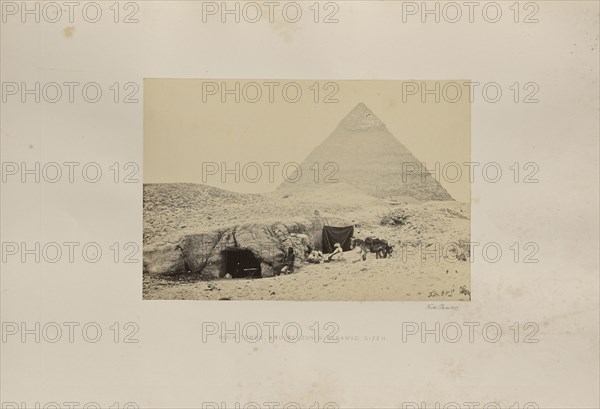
[277,103,453,201]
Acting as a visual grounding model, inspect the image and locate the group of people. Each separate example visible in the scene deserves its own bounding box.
[279,243,345,275]
[307,243,344,264]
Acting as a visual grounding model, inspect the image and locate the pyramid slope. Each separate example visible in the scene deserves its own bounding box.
[278,103,453,201]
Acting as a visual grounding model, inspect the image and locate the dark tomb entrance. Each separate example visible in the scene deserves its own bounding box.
[221,249,262,278]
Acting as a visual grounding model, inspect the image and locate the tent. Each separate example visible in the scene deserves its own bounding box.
[322,225,354,253]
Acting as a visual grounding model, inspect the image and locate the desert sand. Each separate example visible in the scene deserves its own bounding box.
[143,184,470,301]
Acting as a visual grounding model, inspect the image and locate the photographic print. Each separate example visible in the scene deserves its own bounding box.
[143,79,471,301]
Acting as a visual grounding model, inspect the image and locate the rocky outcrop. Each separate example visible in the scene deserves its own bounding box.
[143,245,187,275]
[142,214,350,278]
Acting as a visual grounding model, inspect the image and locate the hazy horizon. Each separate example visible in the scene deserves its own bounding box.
[144,79,471,202]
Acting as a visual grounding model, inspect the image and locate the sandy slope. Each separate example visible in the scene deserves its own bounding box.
[143,254,470,301]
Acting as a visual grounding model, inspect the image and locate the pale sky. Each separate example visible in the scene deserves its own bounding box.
[144,79,470,201]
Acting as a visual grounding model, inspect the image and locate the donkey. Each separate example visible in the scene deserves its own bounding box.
[352,237,394,260]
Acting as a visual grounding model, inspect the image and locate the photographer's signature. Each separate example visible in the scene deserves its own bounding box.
[426,303,460,310]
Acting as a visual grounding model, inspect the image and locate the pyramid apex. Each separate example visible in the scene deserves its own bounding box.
[340,102,385,131]
[350,102,372,114]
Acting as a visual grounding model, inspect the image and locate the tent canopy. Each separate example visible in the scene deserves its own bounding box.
[322,225,354,253]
